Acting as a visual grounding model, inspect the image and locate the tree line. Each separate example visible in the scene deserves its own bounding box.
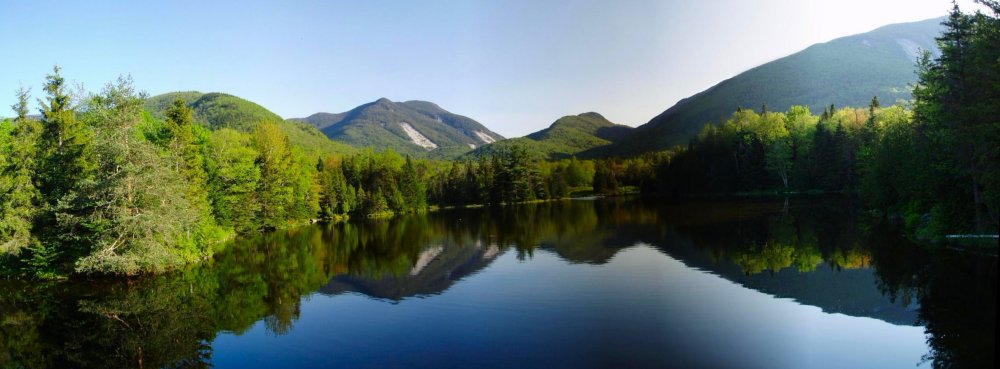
[2,4,995,277]
[642,3,998,237]
[0,71,615,277]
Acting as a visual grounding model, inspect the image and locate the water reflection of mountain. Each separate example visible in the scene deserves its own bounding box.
[319,239,502,300]
[311,198,918,325]
[457,198,918,326]
[0,197,992,369]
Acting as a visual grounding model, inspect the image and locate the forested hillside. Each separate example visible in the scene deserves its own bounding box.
[471,112,633,160]
[644,4,998,237]
[1,5,994,279]
[293,98,503,158]
[145,92,356,158]
[593,16,944,155]
[0,70,604,277]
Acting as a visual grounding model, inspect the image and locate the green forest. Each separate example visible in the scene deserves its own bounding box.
[650,5,998,238]
[1,4,996,278]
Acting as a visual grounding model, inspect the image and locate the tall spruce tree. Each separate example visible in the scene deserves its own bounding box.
[911,3,1000,232]
[74,76,201,274]
[37,65,94,203]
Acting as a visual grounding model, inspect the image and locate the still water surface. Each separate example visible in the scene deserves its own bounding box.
[1,197,995,368]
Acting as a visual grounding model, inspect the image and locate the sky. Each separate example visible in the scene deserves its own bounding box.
[0,0,982,137]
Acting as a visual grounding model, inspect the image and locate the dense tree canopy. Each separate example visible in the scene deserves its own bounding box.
[1,5,995,277]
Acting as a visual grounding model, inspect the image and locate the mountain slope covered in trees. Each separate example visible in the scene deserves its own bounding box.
[293,98,504,158]
[145,92,355,158]
[592,16,944,156]
[471,112,633,160]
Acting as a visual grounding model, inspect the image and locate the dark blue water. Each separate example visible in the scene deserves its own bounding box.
[1,197,995,368]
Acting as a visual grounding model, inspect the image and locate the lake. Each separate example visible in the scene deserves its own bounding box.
[1,197,995,368]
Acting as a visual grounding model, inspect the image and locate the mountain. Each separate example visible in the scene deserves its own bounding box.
[592,16,944,156]
[471,112,633,160]
[145,91,282,132]
[292,98,504,158]
[319,240,502,301]
[145,91,356,157]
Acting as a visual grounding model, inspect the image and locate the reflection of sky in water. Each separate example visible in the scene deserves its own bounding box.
[212,244,929,369]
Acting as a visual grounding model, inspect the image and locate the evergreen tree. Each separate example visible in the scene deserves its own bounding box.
[36,65,94,203]
[74,76,202,274]
[162,98,219,243]
[29,66,96,276]
[12,86,30,121]
[399,155,425,211]
[908,3,1000,232]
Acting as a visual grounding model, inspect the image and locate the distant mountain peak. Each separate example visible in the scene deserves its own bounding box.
[293,98,503,158]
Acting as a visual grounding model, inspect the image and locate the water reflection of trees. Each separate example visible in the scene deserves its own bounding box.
[0,197,994,368]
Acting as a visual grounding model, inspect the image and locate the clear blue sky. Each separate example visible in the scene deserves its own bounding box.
[0,0,978,137]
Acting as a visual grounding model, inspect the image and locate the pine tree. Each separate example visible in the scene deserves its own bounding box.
[399,155,425,211]
[12,86,30,121]
[910,3,1000,232]
[36,65,94,203]
[74,76,201,274]
[162,98,219,243]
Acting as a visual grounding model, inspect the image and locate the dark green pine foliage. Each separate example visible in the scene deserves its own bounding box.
[29,66,97,275]
[399,156,426,211]
[592,160,619,195]
[72,77,207,274]
[492,145,535,204]
[36,66,95,203]
[909,2,1000,234]
[162,99,222,244]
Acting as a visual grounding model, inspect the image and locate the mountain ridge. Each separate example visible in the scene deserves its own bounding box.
[586,16,945,156]
[144,91,356,157]
[293,98,504,158]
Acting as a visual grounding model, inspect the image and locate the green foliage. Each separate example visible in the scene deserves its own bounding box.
[253,122,297,228]
[592,159,619,195]
[160,99,224,245]
[72,77,204,275]
[471,112,633,160]
[651,105,866,195]
[4,8,993,276]
[906,4,1000,234]
[0,115,42,255]
[206,129,262,233]
[36,65,95,205]
[644,4,998,237]
[599,17,944,155]
[145,91,356,157]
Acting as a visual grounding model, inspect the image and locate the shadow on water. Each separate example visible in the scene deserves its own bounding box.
[1,197,995,368]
